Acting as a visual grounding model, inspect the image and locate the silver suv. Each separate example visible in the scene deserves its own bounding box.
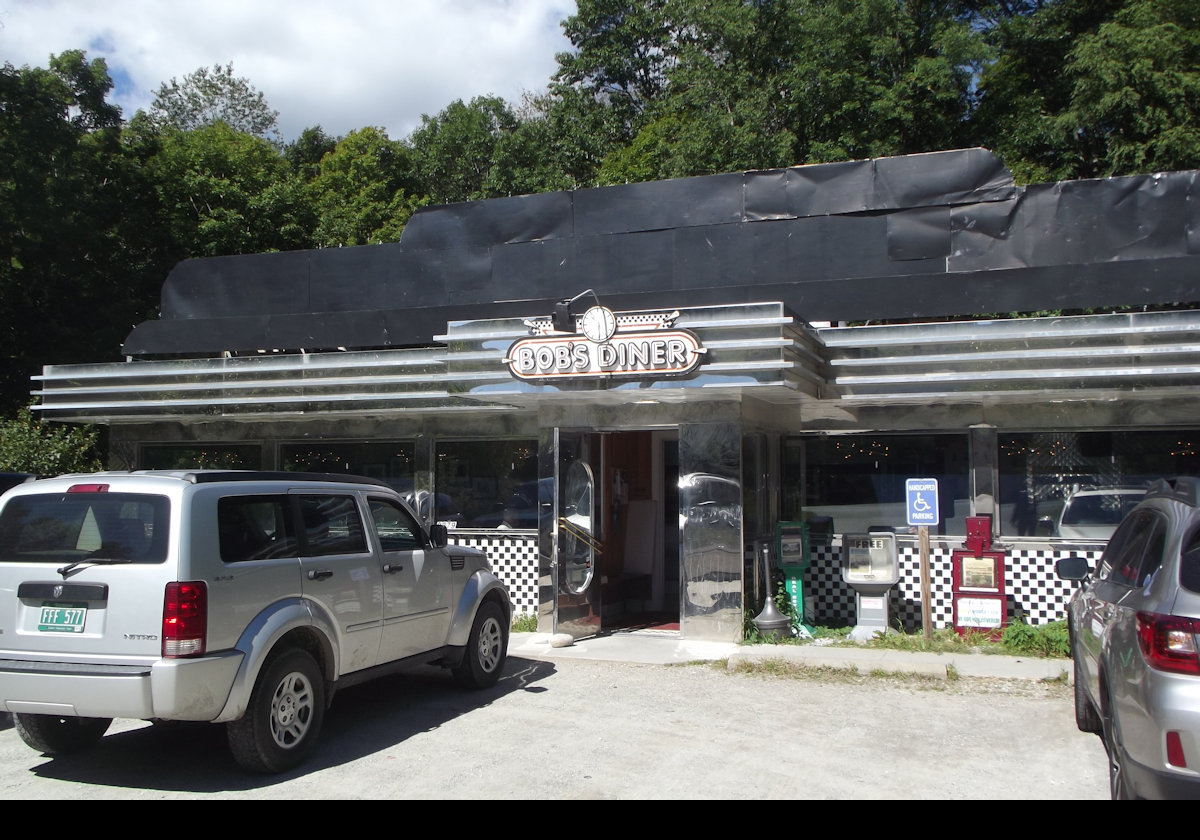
[0,470,511,773]
[1057,477,1200,798]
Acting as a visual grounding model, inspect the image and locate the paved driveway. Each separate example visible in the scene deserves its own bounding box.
[0,652,1107,799]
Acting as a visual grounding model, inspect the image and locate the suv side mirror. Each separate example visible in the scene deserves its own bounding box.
[429,523,449,548]
[1056,556,1091,581]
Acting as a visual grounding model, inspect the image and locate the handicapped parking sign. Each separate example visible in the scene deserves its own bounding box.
[906,478,940,526]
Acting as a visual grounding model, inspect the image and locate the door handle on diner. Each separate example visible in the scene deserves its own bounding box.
[306,569,333,580]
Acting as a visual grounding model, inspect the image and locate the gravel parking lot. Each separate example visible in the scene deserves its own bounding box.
[0,652,1108,800]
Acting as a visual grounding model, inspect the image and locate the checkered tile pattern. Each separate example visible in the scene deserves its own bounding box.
[802,540,1103,631]
[449,532,540,618]
[447,532,1100,631]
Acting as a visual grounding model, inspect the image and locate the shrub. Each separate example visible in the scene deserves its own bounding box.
[1000,619,1070,658]
[0,408,101,475]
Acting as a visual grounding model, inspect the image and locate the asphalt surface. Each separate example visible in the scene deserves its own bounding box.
[0,632,1108,799]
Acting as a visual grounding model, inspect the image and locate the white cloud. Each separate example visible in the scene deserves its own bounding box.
[0,0,577,141]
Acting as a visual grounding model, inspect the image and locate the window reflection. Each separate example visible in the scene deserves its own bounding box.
[435,440,539,529]
[783,434,969,535]
[999,431,1200,540]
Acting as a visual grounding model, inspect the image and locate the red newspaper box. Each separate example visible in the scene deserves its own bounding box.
[951,515,1007,637]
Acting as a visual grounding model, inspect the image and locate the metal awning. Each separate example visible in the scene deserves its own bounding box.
[31,305,1200,425]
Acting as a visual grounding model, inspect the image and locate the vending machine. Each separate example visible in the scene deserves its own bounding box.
[841,530,900,642]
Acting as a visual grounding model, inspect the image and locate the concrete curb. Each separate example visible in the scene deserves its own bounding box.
[508,632,1072,682]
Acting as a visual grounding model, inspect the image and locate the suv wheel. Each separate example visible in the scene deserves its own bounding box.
[1073,653,1102,734]
[13,713,111,755]
[453,601,508,689]
[228,648,325,773]
[1102,683,1135,799]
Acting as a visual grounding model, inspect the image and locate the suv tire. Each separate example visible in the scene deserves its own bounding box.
[453,601,508,689]
[228,648,326,773]
[1102,681,1135,799]
[13,713,111,755]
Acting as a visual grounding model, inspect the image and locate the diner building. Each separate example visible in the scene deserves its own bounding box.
[31,147,1200,643]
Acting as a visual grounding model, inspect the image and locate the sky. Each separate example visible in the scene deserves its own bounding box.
[0,0,579,142]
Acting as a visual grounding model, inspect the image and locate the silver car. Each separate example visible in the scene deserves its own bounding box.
[0,470,511,773]
[1056,477,1200,799]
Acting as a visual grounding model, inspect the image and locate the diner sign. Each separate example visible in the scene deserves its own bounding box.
[505,306,707,382]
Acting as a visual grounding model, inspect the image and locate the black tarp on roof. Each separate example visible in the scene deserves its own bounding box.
[122,147,1200,356]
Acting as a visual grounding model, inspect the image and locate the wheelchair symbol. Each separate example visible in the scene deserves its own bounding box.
[912,494,932,512]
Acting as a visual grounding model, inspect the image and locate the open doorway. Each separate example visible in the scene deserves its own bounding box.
[599,430,680,632]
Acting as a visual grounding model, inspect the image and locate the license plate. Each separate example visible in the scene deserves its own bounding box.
[38,602,87,633]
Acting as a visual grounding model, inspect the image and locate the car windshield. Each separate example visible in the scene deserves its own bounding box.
[0,493,170,564]
[1061,492,1144,526]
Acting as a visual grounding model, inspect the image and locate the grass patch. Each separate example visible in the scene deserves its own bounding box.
[510,612,538,633]
[747,614,1070,659]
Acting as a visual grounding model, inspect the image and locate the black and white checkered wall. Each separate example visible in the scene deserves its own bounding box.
[450,532,1100,631]
[803,541,1103,630]
[450,532,540,618]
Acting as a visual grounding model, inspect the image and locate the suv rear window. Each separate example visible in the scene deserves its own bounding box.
[1181,530,1200,594]
[218,495,298,563]
[0,493,170,564]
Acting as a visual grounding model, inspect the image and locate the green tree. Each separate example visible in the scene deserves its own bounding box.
[285,125,340,181]
[146,62,282,146]
[599,0,795,181]
[408,96,521,204]
[972,0,1127,181]
[148,121,314,256]
[1065,0,1200,175]
[769,0,985,164]
[558,0,987,183]
[0,51,173,414]
[309,127,422,246]
[0,408,101,475]
[554,0,677,138]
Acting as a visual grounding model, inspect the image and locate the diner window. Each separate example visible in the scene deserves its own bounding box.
[999,430,1200,540]
[141,443,261,470]
[435,440,539,529]
[782,434,969,535]
[279,441,414,492]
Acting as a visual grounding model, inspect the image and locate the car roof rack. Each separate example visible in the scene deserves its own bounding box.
[119,469,393,488]
[1145,477,1200,507]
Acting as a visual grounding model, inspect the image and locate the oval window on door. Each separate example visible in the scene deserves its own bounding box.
[561,459,595,594]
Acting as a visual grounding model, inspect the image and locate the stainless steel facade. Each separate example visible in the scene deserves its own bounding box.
[28,303,1200,643]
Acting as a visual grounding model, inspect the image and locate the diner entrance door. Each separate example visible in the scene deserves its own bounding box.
[553,429,679,640]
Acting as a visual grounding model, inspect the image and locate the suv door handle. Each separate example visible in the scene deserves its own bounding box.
[306,569,333,581]
[382,564,404,574]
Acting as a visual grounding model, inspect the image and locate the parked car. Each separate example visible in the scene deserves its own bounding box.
[0,470,511,773]
[0,473,36,496]
[1056,477,1200,798]
[1042,486,1147,540]
[470,478,552,529]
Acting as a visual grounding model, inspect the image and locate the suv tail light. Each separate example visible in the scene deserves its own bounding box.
[163,582,207,658]
[1137,611,1200,676]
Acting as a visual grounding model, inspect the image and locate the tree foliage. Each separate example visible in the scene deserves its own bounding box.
[409,96,523,204]
[0,51,173,416]
[0,408,101,475]
[149,121,313,255]
[309,127,422,245]
[147,62,281,145]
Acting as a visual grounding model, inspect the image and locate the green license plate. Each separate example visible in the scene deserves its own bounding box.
[38,602,87,633]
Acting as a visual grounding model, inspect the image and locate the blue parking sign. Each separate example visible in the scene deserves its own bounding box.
[906,478,939,526]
